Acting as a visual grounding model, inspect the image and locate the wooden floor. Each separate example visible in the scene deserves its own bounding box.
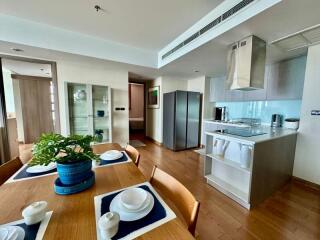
[137,139,320,240]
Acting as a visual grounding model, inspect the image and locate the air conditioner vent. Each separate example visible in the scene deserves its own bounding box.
[161,0,256,60]
[223,0,255,20]
[183,32,200,46]
[199,17,221,35]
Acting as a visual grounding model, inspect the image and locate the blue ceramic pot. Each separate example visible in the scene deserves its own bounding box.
[57,160,92,185]
[54,171,95,195]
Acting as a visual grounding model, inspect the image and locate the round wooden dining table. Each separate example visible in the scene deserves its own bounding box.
[0,143,194,239]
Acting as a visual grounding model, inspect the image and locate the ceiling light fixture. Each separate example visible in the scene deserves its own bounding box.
[11,48,24,52]
[194,70,200,73]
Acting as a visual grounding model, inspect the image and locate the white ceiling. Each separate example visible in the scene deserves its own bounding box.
[2,59,52,77]
[0,0,223,51]
[159,0,320,78]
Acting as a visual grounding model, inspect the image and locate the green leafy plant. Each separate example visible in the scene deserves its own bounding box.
[30,133,98,166]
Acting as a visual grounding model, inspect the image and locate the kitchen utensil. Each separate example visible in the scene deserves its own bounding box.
[284,118,299,130]
[239,144,252,169]
[100,150,123,161]
[120,188,148,210]
[271,114,282,128]
[22,201,48,225]
[26,162,56,174]
[98,212,120,240]
[110,191,154,221]
[214,138,229,156]
[0,226,25,240]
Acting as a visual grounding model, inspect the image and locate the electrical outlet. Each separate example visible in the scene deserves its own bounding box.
[311,110,320,116]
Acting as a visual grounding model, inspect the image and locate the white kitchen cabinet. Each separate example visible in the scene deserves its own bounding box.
[209,76,226,102]
[210,76,245,102]
[266,55,306,100]
[65,83,112,142]
[209,56,306,102]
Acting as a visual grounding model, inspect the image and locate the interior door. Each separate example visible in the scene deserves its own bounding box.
[18,77,53,143]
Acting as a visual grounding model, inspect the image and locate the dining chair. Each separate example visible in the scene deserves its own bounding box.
[0,157,23,185]
[19,144,33,164]
[125,144,140,167]
[149,165,200,236]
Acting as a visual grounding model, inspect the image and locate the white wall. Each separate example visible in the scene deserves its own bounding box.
[293,44,320,184]
[57,59,129,145]
[188,76,215,145]
[146,76,187,143]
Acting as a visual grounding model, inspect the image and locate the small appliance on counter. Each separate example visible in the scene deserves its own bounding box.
[284,118,300,130]
[271,114,282,128]
[214,107,226,121]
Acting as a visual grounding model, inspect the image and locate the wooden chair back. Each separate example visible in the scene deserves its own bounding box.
[0,157,23,185]
[125,144,140,167]
[150,166,200,236]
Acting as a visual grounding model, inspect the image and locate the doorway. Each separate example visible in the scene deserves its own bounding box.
[128,80,146,144]
[0,56,60,164]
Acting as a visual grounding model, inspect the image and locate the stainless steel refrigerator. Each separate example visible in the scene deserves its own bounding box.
[163,91,201,151]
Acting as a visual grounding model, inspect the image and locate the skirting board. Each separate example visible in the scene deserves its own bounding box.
[292,176,320,192]
[145,137,162,146]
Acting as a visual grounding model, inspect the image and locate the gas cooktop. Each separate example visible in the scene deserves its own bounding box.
[215,128,267,137]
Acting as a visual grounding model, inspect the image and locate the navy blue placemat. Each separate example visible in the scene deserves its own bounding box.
[99,152,129,166]
[14,222,41,240]
[100,185,166,239]
[13,165,57,180]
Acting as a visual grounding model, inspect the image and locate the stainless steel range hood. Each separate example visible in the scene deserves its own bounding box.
[226,35,266,91]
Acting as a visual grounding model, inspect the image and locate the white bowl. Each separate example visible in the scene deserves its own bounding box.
[120,188,148,210]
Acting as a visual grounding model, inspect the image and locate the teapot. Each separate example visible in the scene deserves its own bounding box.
[214,138,229,156]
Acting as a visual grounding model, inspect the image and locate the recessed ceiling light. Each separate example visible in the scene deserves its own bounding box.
[11,48,24,52]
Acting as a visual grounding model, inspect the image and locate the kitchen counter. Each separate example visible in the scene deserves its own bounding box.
[206,126,297,145]
[204,126,298,209]
[203,119,251,128]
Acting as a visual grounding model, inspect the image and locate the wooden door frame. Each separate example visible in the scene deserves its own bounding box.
[0,54,61,134]
[128,80,147,137]
[0,58,11,163]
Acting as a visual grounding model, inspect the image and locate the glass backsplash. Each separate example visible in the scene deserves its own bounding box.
[216,100,301,124]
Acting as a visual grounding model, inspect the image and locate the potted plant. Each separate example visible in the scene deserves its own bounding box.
[30,133,98,193]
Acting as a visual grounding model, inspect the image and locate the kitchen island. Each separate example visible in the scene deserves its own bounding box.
[204,127,297,209]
